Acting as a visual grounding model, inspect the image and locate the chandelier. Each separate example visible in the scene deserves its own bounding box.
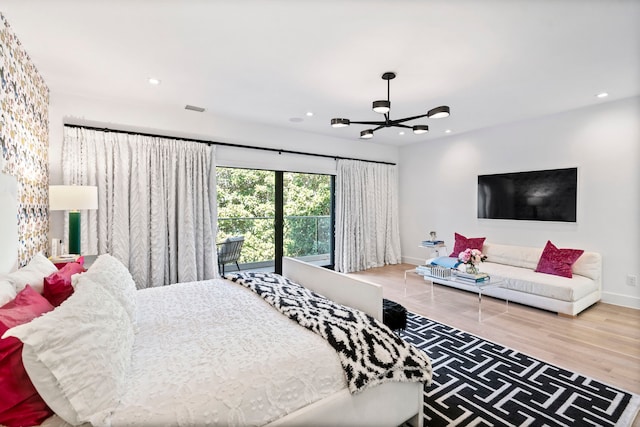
[330,72,450,139]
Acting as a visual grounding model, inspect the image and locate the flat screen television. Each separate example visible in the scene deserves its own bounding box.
[477,168,577,222]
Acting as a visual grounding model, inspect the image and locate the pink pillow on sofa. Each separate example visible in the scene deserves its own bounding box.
[449,232,486,257]
[0,285,54,427]
[535,240,584,278]
[43,262,85,307]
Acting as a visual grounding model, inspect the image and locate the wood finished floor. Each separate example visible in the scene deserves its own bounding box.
[349,263,640,426]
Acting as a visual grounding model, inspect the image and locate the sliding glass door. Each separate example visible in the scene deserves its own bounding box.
[216,167,334,274]
[216,168,276,271]
[283,172,333,268]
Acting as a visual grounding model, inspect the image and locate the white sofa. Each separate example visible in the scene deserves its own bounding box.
[436,242,602,316]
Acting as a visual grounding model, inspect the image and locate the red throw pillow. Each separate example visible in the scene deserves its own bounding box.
[43,261,85,307]
[53,255,84,271]
[0,285,55,427]
[449,233,486,257]
[535,240,584,278]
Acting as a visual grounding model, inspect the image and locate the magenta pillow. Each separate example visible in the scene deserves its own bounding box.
[449,233,486,257]
[0,285,55,427]
[535,240,584,278]
[43,261,86,307]
[52,255,84,271]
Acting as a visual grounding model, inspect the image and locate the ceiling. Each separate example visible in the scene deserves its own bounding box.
[1,0,639,146]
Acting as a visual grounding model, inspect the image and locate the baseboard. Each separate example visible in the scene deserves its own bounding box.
[402,256,423,266]
[601,292,640,310]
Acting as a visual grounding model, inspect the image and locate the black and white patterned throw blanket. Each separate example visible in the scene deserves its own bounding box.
[225,272,432,394]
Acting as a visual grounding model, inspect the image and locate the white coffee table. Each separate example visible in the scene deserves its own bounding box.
[404,268,508,322]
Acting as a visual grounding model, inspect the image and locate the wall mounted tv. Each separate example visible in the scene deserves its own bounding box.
[477,167,577,222]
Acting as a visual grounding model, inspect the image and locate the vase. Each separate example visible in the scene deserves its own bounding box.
[465,264,479,274]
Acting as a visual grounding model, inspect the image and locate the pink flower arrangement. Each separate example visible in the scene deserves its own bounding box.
[458,248,487,266]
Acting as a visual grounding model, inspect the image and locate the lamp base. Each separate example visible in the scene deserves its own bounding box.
[68,211,81,255]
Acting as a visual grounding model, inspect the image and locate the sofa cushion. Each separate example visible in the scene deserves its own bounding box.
[480,262,598,302]
[571,251,602,282]
[483,242,601,281]
[535,241,584,278]
[482,243,541,270]
[449,233,485,257]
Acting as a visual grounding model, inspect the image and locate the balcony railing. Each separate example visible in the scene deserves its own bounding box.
[217,215,331,271]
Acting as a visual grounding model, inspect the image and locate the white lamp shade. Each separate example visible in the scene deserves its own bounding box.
[49,186,98,211]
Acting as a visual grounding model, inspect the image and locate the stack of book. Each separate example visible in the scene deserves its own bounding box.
[455,271,490,284]
[421,240,445,246]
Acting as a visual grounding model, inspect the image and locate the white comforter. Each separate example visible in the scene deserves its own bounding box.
[44,278,347,426]
[117,278,346,426]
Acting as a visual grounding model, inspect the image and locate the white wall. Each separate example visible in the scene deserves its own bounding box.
[49,92,640,308]
[47,92,399,240]
[399,96,640,309]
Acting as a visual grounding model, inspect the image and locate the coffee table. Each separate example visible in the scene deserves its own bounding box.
[404,268,508,322]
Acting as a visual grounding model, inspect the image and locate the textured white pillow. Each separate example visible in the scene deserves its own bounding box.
[3,276,134,426]
[0,278,16,305]
[73,254,137,323]
[5,252,58,293]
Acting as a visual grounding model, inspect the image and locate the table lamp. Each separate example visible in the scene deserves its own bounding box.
[49,185,98,255]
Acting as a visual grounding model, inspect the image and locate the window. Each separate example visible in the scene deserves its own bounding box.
[217,167,334,273]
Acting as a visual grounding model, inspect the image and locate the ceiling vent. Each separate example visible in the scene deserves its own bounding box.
[185,105,205,112]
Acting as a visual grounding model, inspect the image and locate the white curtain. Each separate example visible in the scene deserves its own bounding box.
[335,159,401,273]
[62,127,217,288]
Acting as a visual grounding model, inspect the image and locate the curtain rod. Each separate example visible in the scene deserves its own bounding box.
[63,124,396,166]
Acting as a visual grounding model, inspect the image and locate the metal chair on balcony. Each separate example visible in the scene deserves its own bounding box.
[217,236,244,275]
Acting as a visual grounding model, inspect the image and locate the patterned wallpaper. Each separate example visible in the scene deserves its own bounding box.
[0,13,50,266]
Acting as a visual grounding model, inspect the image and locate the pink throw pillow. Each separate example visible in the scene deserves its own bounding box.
[0,285,55,427]
[43,262,86,307]
[535,240,584,278]
[53,255,84,271]
[449,233,486,257]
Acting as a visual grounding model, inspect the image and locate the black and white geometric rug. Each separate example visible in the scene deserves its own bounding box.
[402,312,640,427]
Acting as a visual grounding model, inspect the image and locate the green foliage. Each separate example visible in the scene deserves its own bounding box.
[217,168,332,264]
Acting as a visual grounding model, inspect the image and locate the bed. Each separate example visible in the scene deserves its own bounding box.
[0,171,428,427]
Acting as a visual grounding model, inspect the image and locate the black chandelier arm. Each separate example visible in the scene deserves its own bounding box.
[338,112,438,128]
[348,120,387,125]
[365,123,414,135]
[343,121,422,130]
[390,124,414,129]
[388,113,430,125]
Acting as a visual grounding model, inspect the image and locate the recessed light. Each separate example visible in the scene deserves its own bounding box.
[445,129,452,134]
[399,131,405,135]
[148,78,161,85]
[306,112,314,117]
[596,92,608,98]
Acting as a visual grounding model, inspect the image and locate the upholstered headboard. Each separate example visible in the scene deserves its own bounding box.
[0,172,19,273]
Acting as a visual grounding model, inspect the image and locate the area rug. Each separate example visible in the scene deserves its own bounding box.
[401,312,640,427]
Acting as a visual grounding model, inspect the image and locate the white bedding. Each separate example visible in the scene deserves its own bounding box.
[110,278,346,426]
[0,177,424,427]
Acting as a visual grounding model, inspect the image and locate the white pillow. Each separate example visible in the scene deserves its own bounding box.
[73,254,137,323]
[3,276,134,426]
[0,278,16,305]
[5,252,58,293]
